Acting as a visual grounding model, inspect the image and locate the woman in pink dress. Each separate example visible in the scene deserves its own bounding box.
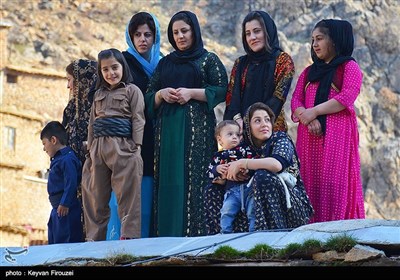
[291,19,365,223]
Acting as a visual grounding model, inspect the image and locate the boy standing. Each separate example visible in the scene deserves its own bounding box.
[40,121,83,244]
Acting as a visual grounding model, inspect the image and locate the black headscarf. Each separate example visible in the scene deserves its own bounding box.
[224,11,282,120]
[159,11,207,111]
[308,19,355,134]
[167,11,207,63]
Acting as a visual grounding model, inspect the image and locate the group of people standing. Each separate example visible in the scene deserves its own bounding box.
[40,9,365,244]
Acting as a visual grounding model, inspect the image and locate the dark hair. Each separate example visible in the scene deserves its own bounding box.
[242,11,272,53]
[170,12,192,27]
[65,62,74,76]
[128,12,156,42]
[95,48,133,89]
[312,19,354,60]
[40,121,68,145]
[214,120,239,138]
[243,102,275,148]
[169,12,195,47]
[246,102,275,125]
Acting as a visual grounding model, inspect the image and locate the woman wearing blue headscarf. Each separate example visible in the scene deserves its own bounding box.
[106,12,162,240]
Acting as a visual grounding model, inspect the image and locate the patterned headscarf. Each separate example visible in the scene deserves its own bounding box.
[62,59,97,164]
[125,12,161,77]
[242,102,276,155]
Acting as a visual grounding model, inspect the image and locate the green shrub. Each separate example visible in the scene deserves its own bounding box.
[245,243,277,260]
[277,243,303,259]
[105,253,138,265]
[213,245,243,259]
[324,234,358,252]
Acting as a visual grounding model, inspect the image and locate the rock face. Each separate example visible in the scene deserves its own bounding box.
[1,0,399,219]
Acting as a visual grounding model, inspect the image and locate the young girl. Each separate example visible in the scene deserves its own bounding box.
[82,48,145,241]
[291,19,365,223]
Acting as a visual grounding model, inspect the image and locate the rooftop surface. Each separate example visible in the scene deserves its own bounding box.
[1,219,399,267]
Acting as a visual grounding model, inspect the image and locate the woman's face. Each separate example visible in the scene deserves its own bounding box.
[132,23,154,57]
[250,109,273,147]
[172,20,193,51]
[66,73,74,93]
[245,19,266,53]
[312,27,336,63]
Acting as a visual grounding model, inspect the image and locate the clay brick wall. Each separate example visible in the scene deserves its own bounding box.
[1,65,69,247]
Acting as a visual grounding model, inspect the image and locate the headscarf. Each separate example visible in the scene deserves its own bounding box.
[224,11,283,120]
[242,102,276,156]
[308,19,355,134]
[242,11,281,62]
[157,10,207,92]
[62,59,97,164]
[125,12,161,77]
[167,10,207,62]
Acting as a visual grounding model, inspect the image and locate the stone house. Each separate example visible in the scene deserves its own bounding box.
[0,22,69,246]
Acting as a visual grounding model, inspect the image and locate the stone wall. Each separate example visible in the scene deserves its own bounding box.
[1,67,67,246]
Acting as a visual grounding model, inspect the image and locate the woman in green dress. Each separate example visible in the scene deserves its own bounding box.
[145,10,228,237]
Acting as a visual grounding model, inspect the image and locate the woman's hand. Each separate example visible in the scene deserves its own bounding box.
[298,107,317,126]
[226,159,249,181]
[293,107,306,123]
[175,88,192,105]
[159,88,179,104]
[307,119,322,136]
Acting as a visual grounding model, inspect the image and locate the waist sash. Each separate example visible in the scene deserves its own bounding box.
[93,118,132,138]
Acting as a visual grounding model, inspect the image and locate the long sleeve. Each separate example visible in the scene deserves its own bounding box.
[60,155,81,207]
[127,84,145,145]
[207,151,224,180]
[290,67,309,123]
[86,94,96,151]
[223,58,240,120]
[144,63,162,120]
[268,52,295,118]
[203,52,228,111]
[332,60,362,108]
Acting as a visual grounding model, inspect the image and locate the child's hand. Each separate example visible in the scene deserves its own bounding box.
[216,163,229,178]
[212,177,226,185]
[57,205,69,217]
[82,141,88,154]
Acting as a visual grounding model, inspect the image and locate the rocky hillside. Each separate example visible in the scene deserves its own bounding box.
[1,0,399,219]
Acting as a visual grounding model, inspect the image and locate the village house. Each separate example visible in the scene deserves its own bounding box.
[1,21,69,246]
